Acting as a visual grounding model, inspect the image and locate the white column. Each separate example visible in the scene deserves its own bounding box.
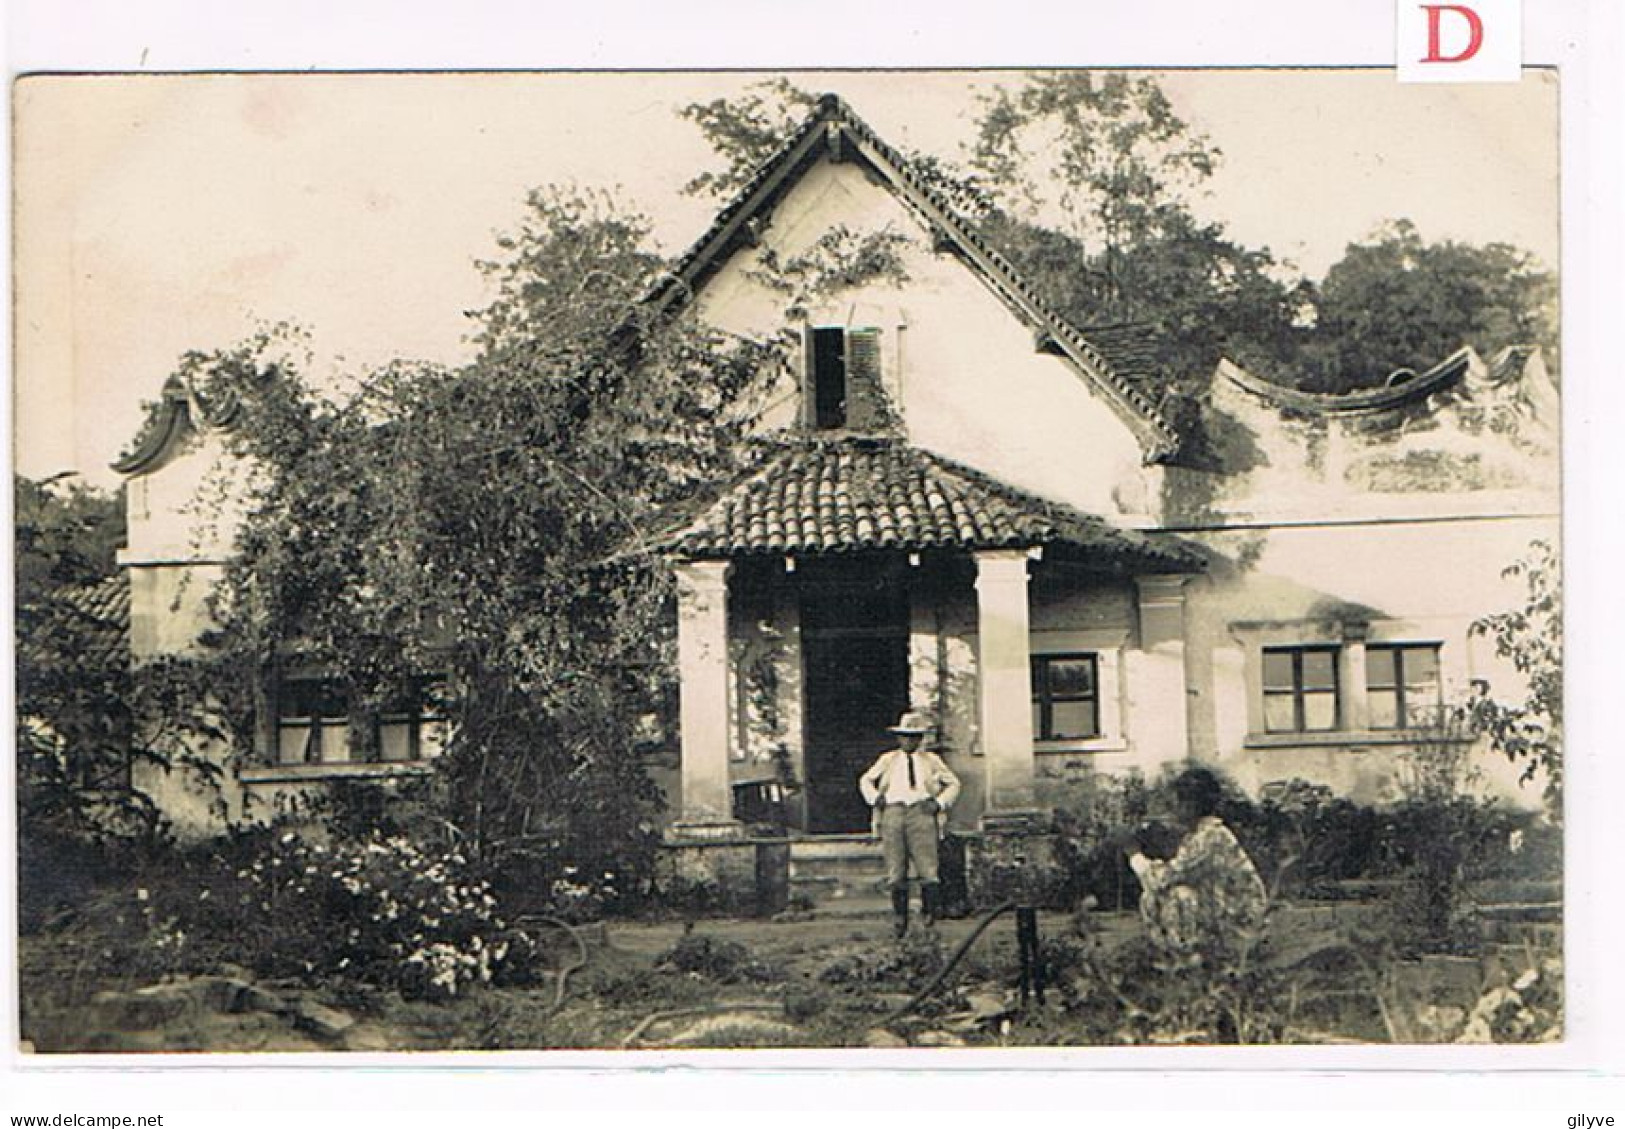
[1341,622,1370,733]
[1131,575,1192,764]
[673,559,740,837]
[975,550,1037,817]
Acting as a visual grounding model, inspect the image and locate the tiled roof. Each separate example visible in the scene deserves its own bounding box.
[647,93,1183,462]
[18,574,131,671]
[663,438,1201,571]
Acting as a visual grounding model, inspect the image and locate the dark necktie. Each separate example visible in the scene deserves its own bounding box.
[907,753,917,789]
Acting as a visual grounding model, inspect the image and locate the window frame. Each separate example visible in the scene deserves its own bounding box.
[1365,642,1444,730]
[1261,644,1342,734]
[1030,652,1102,742]
[264,669,448,768]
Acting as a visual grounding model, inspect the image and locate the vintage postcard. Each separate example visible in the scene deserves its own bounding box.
[20,1,1625,1112]
[12,64,1569,1060]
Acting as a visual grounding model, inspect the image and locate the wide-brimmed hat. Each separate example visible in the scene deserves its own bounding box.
[888,710,931,734]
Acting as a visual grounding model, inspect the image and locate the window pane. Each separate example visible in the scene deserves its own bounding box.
[378,720,413,762]
[1365,647,1398,689]
[278,723,312,765]
[1051,701,1099,740]
[1368,689,1399,730]
[1301,649,1337,690]
[1405,646,1441,686]
[1032,701,1046,739]
[1303,691,1337,731]
[318,721,351,764]
[1047,657,1095,698]
[1264,693,1297,733]
[1262,650,1295,691]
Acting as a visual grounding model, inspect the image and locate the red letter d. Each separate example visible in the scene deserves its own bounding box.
[1421,4,1485,62]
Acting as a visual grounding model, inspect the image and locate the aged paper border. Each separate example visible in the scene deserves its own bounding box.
[3,0,1621,1113]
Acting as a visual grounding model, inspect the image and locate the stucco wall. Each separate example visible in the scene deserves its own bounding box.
[1180,514,1558,807]
[693,157,1156,522]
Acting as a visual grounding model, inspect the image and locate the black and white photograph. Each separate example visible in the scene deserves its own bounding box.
[12,63,1570,1056]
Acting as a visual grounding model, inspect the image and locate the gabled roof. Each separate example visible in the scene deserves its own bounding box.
[661,436,1202,572]
[648,93,1183,462]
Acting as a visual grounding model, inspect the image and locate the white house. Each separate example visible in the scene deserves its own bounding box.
[111,95,1558,902]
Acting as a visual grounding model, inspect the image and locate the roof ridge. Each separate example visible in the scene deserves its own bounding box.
[651,92,1182,462]
[1219,347,1477,415]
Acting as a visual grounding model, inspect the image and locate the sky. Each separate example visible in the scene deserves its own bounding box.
[13,69,1559,488]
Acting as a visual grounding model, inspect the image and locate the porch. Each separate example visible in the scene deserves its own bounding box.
[653,438,1203,906]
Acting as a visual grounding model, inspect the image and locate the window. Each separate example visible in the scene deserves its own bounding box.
[1031,653,1100,741]
[273,675,447,766]
[804,326,883,431]
[1262,645,1340,733]
[1366,643,1442,729]
[277,678,351,765]
[809,327,847,429]
[378,681,450,762]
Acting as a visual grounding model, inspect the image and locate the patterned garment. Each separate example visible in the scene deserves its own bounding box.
[1129,817,1268,964]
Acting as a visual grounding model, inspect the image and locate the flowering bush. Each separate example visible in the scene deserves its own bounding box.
[233,831,523,999]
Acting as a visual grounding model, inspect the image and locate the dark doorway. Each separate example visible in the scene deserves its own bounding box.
[801,576,910,834]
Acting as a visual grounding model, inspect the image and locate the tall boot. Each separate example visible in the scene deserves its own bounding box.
[890,885,910,939]
[921,882,940,927]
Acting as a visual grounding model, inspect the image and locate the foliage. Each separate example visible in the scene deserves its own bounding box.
[1464,539,1563,815]
[817,929,949,992]
[1455,950,1563,1042]
[745,223,913,320]
[1296,220,1557,393]
[678,78,824,200]
[14,477,237,920]
[1374,711,1503,956]
[228,831,527,998]
[968,73,1302,389]
[655,930,781,984]
[1063,900,1288,1044]
[196,187,778,911]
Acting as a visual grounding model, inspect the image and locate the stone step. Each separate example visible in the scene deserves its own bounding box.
[787,835,890,904]
[787,834,882,860]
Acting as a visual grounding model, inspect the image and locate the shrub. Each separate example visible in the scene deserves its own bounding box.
[204,829,533,999]
[655,931,779,983]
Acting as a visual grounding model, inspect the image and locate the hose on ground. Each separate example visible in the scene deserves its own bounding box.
[881,900,1018,1027]
[513,914,589,1016]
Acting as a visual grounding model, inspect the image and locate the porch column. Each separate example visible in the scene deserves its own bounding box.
[975,549,1037,820]
[1132,575,1192,763]
[672,559,740,838]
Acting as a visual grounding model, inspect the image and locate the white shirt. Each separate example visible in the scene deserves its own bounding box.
[879,750,934,805]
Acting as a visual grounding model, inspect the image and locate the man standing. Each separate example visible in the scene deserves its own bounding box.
[858,710,961,938]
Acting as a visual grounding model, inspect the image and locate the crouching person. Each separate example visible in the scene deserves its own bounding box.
[858,710,961,938]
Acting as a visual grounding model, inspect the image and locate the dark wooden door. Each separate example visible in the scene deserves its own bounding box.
[801,585,910,834]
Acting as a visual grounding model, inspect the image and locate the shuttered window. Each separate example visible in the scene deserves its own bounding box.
[804,326,884,431]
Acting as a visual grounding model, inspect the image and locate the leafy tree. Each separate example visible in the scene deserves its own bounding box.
[1465,539,1562,817]
[967,73,1301,389]
[679,78,823,200]
[15,477,133,819]
[205,188,776,906]
[680,74,1300,397]
[1296,220,1558,393]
